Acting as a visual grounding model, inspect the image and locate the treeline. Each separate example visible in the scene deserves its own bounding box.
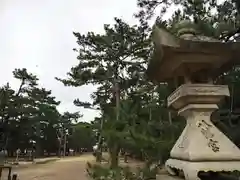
[0,68,95,157]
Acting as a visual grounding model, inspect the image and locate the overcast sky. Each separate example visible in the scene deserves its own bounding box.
[0,0,179,122]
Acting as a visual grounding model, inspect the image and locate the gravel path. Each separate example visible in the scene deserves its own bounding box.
[2,154,95,180]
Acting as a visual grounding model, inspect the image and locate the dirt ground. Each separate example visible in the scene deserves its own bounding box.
[2,154,173,180]
[2,154,95,180]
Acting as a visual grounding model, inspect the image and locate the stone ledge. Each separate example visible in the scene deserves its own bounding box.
[167,84,229,109]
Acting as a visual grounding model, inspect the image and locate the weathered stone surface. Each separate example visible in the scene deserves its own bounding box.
[164,85,240,179]
[166,159,240,180]
[170,103,240,161]
[147,25,240,82]
[167,84,229,109]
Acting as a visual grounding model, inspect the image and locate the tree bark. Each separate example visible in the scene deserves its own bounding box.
[109,143,120,168]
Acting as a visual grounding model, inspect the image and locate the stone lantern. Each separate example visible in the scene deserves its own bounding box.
[147,20,240,180]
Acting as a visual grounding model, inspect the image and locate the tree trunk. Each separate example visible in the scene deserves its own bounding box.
[96,150,102,162]
[63,133,66,157]
[96,118,104,162]
[36,122,41,157]
[109,143,120,168]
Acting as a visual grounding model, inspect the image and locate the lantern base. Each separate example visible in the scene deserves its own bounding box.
[165,159,240,180]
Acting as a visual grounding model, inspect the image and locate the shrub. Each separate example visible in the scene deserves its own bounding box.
[86,162,158,180]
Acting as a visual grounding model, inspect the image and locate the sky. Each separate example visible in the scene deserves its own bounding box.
[0,0,179,122]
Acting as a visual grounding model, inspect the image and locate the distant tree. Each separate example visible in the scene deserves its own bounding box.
[0,68,65,157]
[68,122,95,152]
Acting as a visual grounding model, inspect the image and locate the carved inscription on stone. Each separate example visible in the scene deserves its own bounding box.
[208,139,220,152]
[196,119,220,152]
[191,88,217,93]
[198,112,211,117]
[168,89,181,105]
[178,139,185,148]
[190,86,227,95]
[178,127,189,149]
